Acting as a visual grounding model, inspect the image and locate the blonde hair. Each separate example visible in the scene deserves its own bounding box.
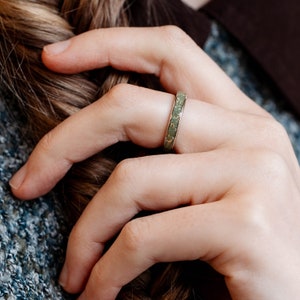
[0,1,228,298]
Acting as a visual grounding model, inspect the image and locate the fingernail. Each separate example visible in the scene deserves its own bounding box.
[59,264,69,288]
[44,39,71,56]
[9,164,27,190]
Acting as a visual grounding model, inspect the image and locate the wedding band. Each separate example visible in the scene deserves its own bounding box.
[164,91,187,152]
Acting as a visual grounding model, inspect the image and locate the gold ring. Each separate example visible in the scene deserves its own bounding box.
[163,91,187,152]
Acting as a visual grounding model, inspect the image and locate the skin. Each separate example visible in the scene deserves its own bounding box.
[182,0,211,9]
[10,26,300,300]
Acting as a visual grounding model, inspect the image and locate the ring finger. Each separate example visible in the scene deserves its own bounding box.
[11,84,261,200]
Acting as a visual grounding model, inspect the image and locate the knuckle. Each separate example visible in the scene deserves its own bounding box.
[105,83,144,124]
[120,218,150,254]
[239,201,266,230]
[87,266,120,299]
[156,26,196,73]
[111,158,138,186]
[108,83,130,99]
[89,263,105,289]
[68,224,100,258]
[234,148,294,238]
[159,25,190,46]
[112,157,152,195]
[113,156,152,182]
[245,149,290,190]
[108,157,148,200]
[106,83,136,108]
[258,117,290,148]
[232,192,272,241]
[257,149,288,177]
[38,130,56,154]
[69,223,86,246]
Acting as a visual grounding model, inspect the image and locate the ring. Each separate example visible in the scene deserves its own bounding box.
[164,91,187,152]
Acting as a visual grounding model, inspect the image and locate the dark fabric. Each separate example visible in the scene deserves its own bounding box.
[201,0,300,116]
[128,0,211,46]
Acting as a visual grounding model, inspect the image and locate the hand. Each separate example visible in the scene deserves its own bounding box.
[10,26,300,300]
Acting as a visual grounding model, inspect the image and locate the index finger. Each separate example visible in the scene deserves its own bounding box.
[42,26,265,115]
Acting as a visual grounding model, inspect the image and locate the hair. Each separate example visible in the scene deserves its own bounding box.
[0,0,229,299]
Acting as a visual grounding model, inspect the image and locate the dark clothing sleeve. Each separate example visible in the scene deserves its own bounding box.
[202,0,300,116]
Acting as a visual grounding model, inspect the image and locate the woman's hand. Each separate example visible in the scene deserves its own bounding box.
[10,26,300,300]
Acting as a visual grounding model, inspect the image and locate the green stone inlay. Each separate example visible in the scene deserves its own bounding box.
[164,91,187,152]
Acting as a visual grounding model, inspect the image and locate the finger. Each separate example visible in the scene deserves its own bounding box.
[42,26,265,115]
[10,84,254,200]
[59,150,251,294]
[10,85,171,198]
[77,202,240,300]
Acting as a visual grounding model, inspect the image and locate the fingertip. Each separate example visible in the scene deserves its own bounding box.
[59,264,68,289]
[59,261,89,295]
[58,236,106,295]
[43,39,71,57]
[9,164,27,197]
[9,167,57,201]
[59,263,83,294]
[42,39,75,73]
